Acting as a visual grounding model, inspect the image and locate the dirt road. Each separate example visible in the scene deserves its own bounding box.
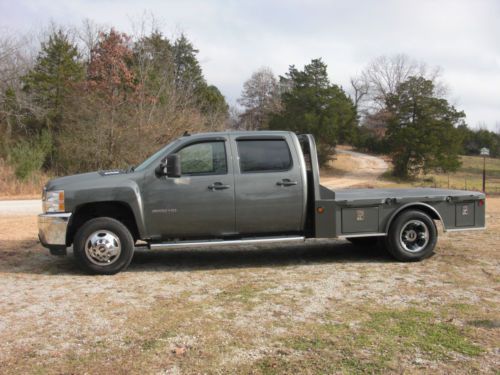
[0,199,41,215]
[321,149,389,189]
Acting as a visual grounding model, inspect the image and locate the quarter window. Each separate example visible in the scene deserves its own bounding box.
[178,141,227,175]
[237,139,292,173]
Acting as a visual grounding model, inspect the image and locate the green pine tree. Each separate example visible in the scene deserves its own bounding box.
[21,29,84,170]
[385,76,465,178]
[22,29,84,132]
[269,58,357,165]
[133,31,175,103]
[172,34,206,94]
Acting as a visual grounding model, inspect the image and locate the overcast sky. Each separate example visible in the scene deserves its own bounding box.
[1,0,499,130]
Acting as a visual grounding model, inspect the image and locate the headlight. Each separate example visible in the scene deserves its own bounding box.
[42,190,65,213]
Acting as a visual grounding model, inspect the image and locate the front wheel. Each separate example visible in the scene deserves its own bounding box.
[73,217,135,275]
[385,210,437,261]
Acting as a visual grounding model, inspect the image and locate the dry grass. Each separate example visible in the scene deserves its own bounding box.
[0,159,48,200]
[378,155,500,194]
[430,155,500,193]
[0,198,499,374]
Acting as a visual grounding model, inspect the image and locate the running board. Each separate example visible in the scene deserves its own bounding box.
[148,236,305,250]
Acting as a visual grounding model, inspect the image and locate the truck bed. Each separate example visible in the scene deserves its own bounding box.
[332,187,484,203]
[314,186,485,238]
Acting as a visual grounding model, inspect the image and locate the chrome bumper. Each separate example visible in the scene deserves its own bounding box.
[38,213,71,246]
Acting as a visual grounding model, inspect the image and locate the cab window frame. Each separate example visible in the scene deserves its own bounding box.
[172,140,228,176]
[236,137,294,174]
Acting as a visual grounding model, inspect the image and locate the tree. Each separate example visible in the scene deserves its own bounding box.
[172,34,205,94]
[133,31,174,98]
[87,29,137,103]
[22,30,84,129]
[459,125,500,158]
[237,67,281,130]
[270,58,357,164]
[385,76,465,178]
[351,55,451,158]
[81,29,139,167]
[21,29,84,169]
[356,54,443,108]
[171,34,227,127]
[1,23,229,176]
[197,84,228,129]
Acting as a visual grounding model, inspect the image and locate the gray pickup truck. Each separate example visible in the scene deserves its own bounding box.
[38,131,486,274]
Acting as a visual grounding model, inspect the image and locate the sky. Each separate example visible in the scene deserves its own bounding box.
[1,0,499,130]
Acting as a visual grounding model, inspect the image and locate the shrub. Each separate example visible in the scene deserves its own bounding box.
[10,131,52,180]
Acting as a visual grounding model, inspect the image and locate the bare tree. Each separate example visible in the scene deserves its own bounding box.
[349,76,369,110]
[0,31,35,155]
[77,19,105,64]
[237,67,282,130]
[354,54,445,111]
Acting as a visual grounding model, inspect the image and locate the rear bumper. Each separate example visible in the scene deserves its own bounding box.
[38,213,71,247]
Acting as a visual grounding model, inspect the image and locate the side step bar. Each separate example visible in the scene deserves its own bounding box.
[148,236,305,250]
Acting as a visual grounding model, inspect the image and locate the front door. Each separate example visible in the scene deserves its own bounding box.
[144,139,235,239]
[231,135,305,234]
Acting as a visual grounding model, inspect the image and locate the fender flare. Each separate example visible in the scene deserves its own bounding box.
[384,202,445,233]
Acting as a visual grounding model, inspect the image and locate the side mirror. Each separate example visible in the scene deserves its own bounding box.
[166,154,181,177]
[156,154,181,177]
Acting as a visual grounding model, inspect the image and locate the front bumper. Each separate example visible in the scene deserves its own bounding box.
[38,213,71,247]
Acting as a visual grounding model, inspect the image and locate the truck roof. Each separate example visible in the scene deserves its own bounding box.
[181,130,296,139]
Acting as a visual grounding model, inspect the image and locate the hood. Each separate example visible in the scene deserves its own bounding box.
[45,169,130,191]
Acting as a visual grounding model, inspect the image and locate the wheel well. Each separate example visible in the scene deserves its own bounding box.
[386,204,442,232]
[67,201,139,245]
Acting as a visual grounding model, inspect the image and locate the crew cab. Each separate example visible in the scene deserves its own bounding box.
[38,131,486,274]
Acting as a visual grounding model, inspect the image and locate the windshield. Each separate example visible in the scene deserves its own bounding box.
[134,139,180,172]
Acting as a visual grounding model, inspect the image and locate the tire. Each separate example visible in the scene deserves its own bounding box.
[73,217,135,275]
[385,210,437,261]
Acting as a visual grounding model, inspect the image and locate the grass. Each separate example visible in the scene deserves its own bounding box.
[430,155,500,192]
[251,307,484,374]
[468,319,500,329]
[0,159,48,199]
[379,155,500,193]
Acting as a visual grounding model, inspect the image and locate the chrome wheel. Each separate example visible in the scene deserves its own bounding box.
[84,230,121,266]
[399,220,429,253]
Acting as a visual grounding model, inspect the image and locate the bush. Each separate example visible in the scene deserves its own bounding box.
[10,131,52,180]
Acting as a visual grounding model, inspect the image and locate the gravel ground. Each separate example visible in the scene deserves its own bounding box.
[0,198,498,374]
[0,151,497,374]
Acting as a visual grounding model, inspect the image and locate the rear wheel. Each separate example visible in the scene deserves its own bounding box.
[385,210,437,261]
[73,217,135,275]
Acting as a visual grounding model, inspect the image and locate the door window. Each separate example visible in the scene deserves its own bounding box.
[237,139,292,173]
[178,141,227,175]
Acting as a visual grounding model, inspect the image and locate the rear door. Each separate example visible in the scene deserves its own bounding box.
[230,134,305,234]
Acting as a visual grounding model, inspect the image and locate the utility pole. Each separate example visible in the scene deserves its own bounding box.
[480,147,490,193]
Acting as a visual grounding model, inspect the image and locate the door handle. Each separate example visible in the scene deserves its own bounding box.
[208,182,231,190]
[276,179,298,187]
